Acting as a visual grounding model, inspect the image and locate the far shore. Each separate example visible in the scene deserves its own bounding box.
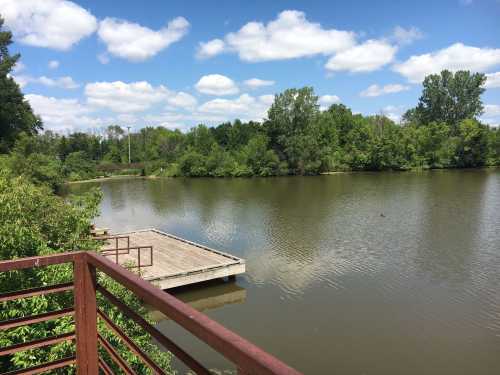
[66,166,499,185]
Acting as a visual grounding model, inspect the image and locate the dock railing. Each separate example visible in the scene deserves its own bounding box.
[94,234,154,272]
[0,251,301,375]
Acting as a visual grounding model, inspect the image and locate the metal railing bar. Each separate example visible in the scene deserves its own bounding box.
[0,282,74,303]
[0,252,82,272]
[88,253,301,375]
[0,331,75,356]
[98,333,137,375]
[0,307,74,331]
[97,309,167,375]
[2,355,76,375]
[99,358,114,375]
[97,284,210,375]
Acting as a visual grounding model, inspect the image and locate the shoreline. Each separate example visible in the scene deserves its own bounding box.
[66,166,499,185]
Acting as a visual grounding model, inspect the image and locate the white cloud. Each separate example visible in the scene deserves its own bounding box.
[11,75,30,88]
[485,72,500,89]
[48,60,60,69]
[319,95,341,110]
[195,74,239,96]
[393,43,500,83]
[360,83,410,97]
[167,92,198,109]
[391,26,423,46]
[197,39,226,59]
[0,0,97,50]
[38,76,79,89]
[325,39,397,73]
[197,94,271,122]
[10,74,79,89]
[97,17,189,62]
[25,94,104,131]
[198,10,356,62]
[243,78,275,89]
[85,81,169,112]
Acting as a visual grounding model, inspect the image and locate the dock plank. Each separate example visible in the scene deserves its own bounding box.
[100,229,245,289]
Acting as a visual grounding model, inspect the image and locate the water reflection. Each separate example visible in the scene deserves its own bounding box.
[150,279,246,321]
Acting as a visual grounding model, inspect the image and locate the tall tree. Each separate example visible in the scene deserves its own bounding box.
[265,87,321,174]
[404,70,486,131]
[0,17,41,152]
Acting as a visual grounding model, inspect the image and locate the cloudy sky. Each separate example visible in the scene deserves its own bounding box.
[2,0,499,132]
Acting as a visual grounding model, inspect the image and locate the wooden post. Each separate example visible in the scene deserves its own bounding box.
[74,253,99,374]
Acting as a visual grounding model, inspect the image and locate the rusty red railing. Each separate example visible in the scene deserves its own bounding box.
[0,251,301,375]
[94,235,153,273]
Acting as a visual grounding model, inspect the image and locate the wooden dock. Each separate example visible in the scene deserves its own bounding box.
[100,229,245,289]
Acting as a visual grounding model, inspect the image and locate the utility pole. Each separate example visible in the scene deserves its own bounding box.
[127,126,131,164]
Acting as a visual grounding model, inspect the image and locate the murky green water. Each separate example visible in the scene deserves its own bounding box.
[69,169,500,375]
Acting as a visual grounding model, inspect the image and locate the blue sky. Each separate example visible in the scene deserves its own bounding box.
[2,0,500,132]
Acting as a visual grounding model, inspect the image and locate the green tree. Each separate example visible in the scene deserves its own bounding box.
[455,119,489,167]
[405,70,486,130]
[266,87,321,174]
[0,17,42,151]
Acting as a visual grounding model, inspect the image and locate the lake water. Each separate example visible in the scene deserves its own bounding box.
[68,169,500,375]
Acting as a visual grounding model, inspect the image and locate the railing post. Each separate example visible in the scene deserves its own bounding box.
[74,253,99,374]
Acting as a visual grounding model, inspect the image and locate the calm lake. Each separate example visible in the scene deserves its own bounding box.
[68,169,500,375]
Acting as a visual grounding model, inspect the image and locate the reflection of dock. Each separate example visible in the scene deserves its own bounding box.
[150,280,247,321]
[100,228,245,289]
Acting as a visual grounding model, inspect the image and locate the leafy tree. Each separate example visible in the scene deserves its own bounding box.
[405,70,486,130]
[63,151,97,181]
[455,119,489,167]
[0,17,42,151]
[266,87,321,174]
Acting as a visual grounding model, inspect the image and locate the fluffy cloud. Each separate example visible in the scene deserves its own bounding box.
[38,76,79,89]
[0,0,97,50]
[360,83,409,97]
[197,39,226,59]
[318,95,340,110]
[393,43,500,83]
[195,74,239,95]
[97,17,189,62]
[391,26,423,46]
[11,75,30,88]
[25,94,104,131]
[325,39,397,73]
[85,81,169,112]
[485,72,500,89]
[48,60,60,69]
[197,10,356,62]
[197,94,271,122]
[166,92,198,109]
[11,75,79,89]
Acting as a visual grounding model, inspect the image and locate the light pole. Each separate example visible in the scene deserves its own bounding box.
[127,126,131,164]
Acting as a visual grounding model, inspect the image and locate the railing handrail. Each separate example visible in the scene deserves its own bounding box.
[0,251,302,375]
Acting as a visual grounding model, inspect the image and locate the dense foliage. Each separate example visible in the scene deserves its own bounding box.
[0,171,173,373]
